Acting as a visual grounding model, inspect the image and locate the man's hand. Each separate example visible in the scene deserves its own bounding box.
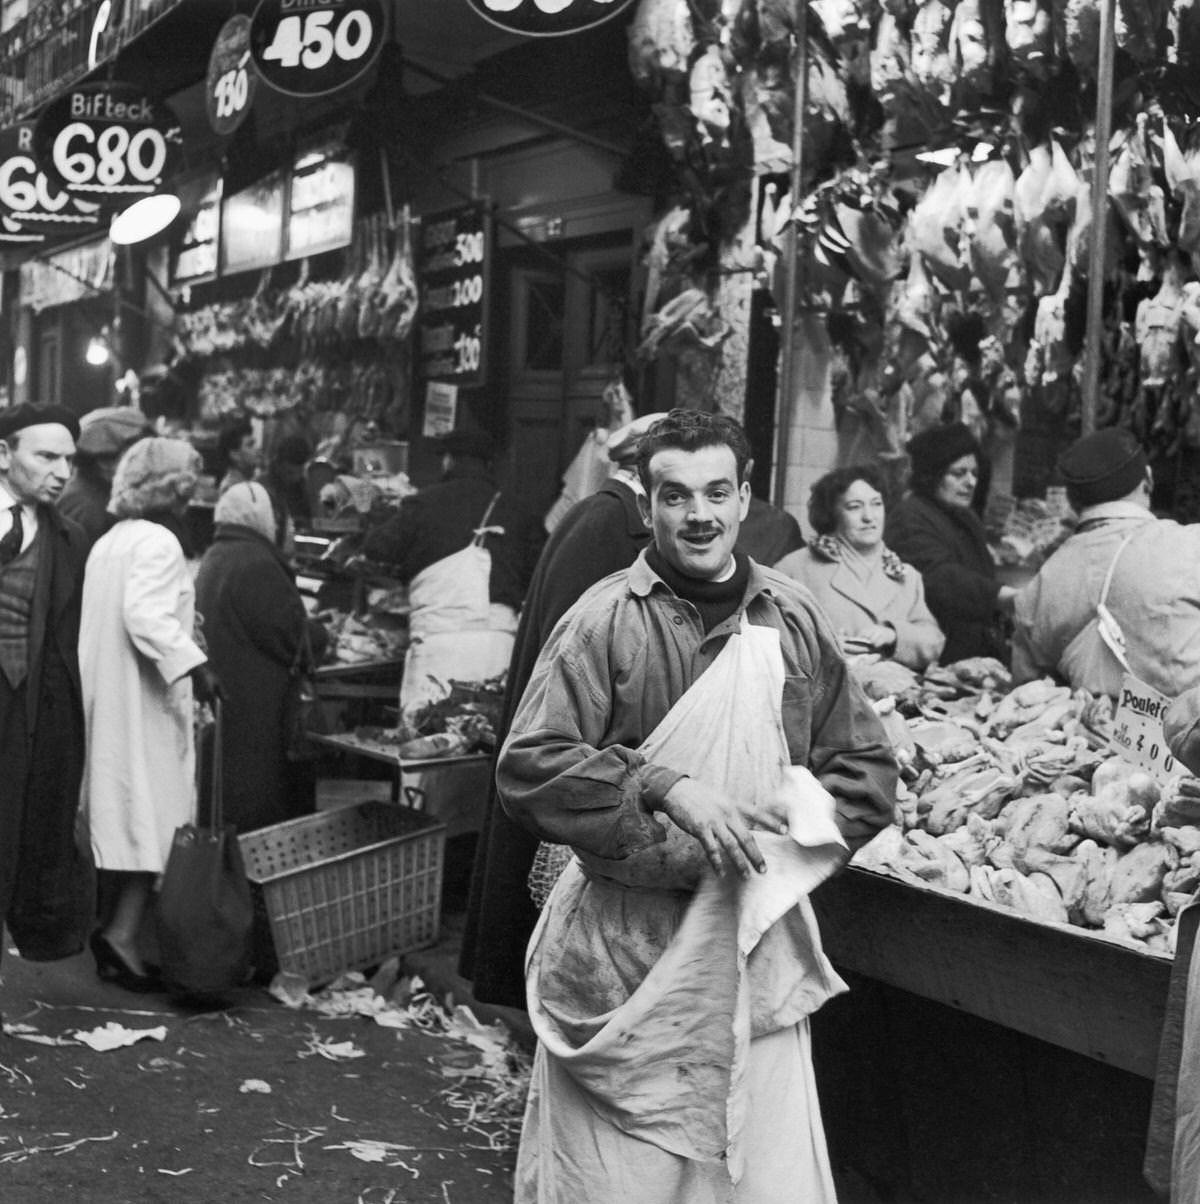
[660,777,785,879]
[190,663,226,705]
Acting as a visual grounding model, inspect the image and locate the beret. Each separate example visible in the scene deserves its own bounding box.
[607,412,670,463]
[1056,427,1147,508]
[0,402,81,443]
[77,406,149,456]
[432,428,495,461]
[1164,685,1200,776]
[906,422,980,479]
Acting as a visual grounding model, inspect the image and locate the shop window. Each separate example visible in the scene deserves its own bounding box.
[517,273,565,373]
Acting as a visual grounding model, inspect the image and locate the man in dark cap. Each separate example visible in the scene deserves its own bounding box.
[57,405,150,547]
[0,403,94,989]
[361,426,531,717]
[1012,427,1200,696]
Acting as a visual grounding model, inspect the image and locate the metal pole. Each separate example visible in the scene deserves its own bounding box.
[1082,0,1117,435]
[772,1,809,507]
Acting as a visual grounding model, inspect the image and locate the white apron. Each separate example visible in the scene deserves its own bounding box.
[517,620,849,1204]
[399,494,517,719]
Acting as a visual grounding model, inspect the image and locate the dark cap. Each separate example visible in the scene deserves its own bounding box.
[1164,685,1200,776]
[0,403,80,443]
[433,428,494,462]
[907,422,980,479]
[1056,427,1147,508]
[77,406,149,457]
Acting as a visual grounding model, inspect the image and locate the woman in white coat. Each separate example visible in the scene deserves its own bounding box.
[776,464,945,672]
[80,437,223,991]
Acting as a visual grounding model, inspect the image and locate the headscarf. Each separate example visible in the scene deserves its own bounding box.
[214,481,277,543]
[108,436,202,518]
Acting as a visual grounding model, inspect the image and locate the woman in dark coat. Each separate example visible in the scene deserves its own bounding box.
[194,482,319,832]
[885,422,1016,664]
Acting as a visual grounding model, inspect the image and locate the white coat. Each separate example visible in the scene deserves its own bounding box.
[80,519,206,873]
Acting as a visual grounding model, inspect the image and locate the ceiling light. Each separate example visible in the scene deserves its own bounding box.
[85,336,110,366]
[109,194,181,245]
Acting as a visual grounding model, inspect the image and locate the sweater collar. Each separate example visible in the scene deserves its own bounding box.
[629,545,777,605]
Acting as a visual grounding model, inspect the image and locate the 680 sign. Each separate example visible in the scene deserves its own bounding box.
[250,0,386,97]
[33,83,181,210]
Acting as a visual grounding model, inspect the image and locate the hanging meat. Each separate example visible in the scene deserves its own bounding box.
[1023,260,1077,412]
[1060,0,1099,78]
[687,44,734,148]
[1162,123,1200,274]
[1108,119,1169,274]
[910,0,957,108]
[870,9,912,112]
[909,161,971,289]
[1004,0,1053,76]
[1135,255,1187,391]
[627,0,696,86]
[376,216,418,343]
[1014,142,1074,296]
[1114,0,1170,63]
[966,158,1019,303]
[952,0,999,91]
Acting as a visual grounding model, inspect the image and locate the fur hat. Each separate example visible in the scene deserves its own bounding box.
[906,422,980,480]
[1056,428,1147,508]
[108,437,202,518]
[0,403,80,443]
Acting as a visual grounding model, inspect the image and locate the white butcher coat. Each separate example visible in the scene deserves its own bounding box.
[80,519,206,873]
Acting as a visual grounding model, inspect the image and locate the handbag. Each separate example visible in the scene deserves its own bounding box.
[285,621,330,762]
[156,699,254,1001]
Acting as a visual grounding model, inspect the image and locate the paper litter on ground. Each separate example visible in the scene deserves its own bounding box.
[73,1022,167,1052]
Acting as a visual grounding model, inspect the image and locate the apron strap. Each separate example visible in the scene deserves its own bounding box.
[1094,528,1139,675]
[471,492,502,547]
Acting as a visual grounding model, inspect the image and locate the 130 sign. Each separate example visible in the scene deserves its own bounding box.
[250,0,385,97]
[206,15,256,136]
[33,83,180,210]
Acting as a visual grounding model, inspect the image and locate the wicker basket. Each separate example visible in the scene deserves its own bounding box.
[238,801,445,987]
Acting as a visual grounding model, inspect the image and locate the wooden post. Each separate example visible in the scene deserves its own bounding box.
[772,2,809,507]
[1082,0,1117,435]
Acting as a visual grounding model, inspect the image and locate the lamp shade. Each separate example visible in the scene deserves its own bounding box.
[109,193,181,245]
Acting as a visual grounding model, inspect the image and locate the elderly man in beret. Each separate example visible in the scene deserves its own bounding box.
[0,402,94,988]
[1012,427,1200,697]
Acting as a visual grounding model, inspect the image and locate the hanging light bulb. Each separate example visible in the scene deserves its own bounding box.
[109,193,181,245]
[85,335,110,366]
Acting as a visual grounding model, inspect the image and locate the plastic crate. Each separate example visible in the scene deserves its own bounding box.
[238,801,445,987]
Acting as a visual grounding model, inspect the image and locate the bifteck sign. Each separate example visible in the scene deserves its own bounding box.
[33,82,181,210]
[466,0,636,37]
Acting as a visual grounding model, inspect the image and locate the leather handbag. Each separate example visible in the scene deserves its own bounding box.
[156,700,254,1001]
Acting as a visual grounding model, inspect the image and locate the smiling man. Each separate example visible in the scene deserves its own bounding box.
[497,409,896,1202]
[0,403,94,991]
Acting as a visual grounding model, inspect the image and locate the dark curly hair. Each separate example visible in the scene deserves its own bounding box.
[807,464,889,536]
[636,409,751,493]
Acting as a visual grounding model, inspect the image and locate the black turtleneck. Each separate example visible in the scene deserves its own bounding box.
[645,544,750,633]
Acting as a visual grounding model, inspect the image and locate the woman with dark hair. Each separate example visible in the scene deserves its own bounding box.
[776,464,945,670]
[884,422,1016,664]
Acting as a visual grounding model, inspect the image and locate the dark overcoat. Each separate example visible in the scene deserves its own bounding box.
[459,478,651,1007]
[884,491,1005,664]
[0,506,93,961]
[194,525,309,832]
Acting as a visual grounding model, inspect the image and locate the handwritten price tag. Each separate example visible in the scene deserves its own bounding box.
[1107,673,1183,781]
[250,0,385,98]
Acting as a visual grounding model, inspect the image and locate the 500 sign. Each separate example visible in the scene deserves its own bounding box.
[33,83,180,210]
[251,0,386,97]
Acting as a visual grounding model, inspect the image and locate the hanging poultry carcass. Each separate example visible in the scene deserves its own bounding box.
[1014,141,1075,297]
[870,9,913,114]
[1108,118,1170,276]
[909,160,972,290]
[952,0,1001,92]
[966,157,1019,304]
[1059,0,1100,78]
[687,44,735,148]
[1162,123,1200,275]
[1005,0,1053,77]
[377,217,419,343]
[812,0,877,81]
[627,0,696,86]
[1134,253,1188,392]
[1114,0,1171,63]
[1023,259,1078,412]
[909,0,957,108]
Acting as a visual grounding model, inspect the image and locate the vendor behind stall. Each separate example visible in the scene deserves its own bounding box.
[361,428,527,718]
[1013,427,1200,697]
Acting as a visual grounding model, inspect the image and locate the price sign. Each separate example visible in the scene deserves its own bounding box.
[250,0,386,98]
[221,171,285,274]
[0,214,44,245]
[286,144,355,259]
[1108,673,1184,781]
[33,82,181,210]
[0,123,100,234]
[171,178,221,286]
[417,201,490,386]
[206,15,257,136]
[467,0,636,36]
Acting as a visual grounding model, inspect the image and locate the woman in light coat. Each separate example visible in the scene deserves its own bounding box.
[80,437,222,991]
[776,464,945,671]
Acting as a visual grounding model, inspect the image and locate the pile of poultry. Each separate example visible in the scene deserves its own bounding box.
[852,656,1196,956]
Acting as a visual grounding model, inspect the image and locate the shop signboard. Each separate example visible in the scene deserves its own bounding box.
[0,214,44,245]
[32,82,182,210]
[220,170,285,274]
[286,144,355,260]
[1108,673,1184,782]
[416,201,489,386]
[171,178,222,286]
[423,381,458,437]
[249,0,386,97]
[206,15,257,137]
[0,123,101,235]
[466,0,636,36]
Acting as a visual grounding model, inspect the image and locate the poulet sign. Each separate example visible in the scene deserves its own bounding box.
[467,0,636,36]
